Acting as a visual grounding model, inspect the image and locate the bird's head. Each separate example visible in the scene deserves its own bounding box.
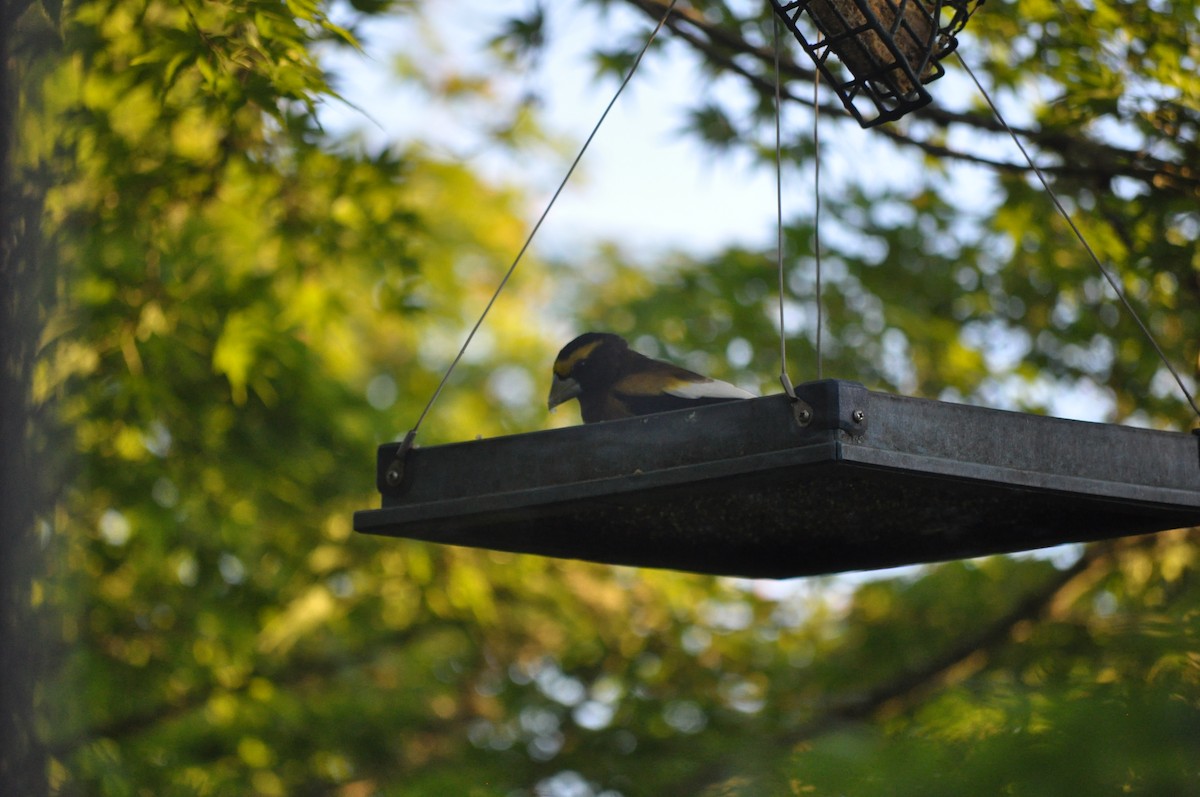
[547,332,627,411]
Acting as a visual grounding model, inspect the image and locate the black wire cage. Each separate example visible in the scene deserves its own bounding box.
[769,0,983,127]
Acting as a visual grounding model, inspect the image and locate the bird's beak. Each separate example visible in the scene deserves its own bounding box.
[547,374,582,411]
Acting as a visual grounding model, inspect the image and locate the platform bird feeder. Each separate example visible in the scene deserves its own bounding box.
[769,0,982,127]
[354,380,1200,579]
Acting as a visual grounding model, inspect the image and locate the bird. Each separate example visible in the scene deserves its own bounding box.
[547,332,756,423]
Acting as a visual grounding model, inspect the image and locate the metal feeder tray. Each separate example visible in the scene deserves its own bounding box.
[769,0,982,127]
[354,380,1200,579]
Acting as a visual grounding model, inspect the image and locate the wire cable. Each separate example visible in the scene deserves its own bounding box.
[773,12,796,398]
[955,51,1200,421]
[812,66,823,381]
[402,0,681,446]
[774,5,825,391]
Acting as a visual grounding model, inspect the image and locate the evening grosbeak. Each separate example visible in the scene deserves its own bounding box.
[547,332,756,424]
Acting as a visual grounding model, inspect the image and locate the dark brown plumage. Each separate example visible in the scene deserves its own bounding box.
[548,332,755,424]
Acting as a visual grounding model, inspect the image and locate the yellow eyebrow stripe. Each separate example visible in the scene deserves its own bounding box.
[554,339,603,377]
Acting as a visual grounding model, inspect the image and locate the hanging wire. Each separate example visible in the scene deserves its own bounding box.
[812,67,823,380]
[400,0,681,449]
[774,5,824,392]
[955,52,1200,421]
[773,12,796,398]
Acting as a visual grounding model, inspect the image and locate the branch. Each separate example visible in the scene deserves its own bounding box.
[616,0,1200,194]
[779,542,1110,745]
[655,8,1040,175]
[46,620,471,755]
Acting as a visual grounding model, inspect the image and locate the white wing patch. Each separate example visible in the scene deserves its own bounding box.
[665,378,756,401]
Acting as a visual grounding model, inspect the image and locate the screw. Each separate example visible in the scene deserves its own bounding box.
[852,409,865,424]
[385,462,404,487]
[791,400,814,427]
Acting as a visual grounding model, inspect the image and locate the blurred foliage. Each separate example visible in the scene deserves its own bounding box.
[5,0,1200,795]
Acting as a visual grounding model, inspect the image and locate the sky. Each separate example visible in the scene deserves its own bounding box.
[321,1,836,257]
[317,2,1044,257]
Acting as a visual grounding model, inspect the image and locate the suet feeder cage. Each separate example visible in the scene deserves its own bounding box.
[768,0,983,127]
[354,381,1200,579]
